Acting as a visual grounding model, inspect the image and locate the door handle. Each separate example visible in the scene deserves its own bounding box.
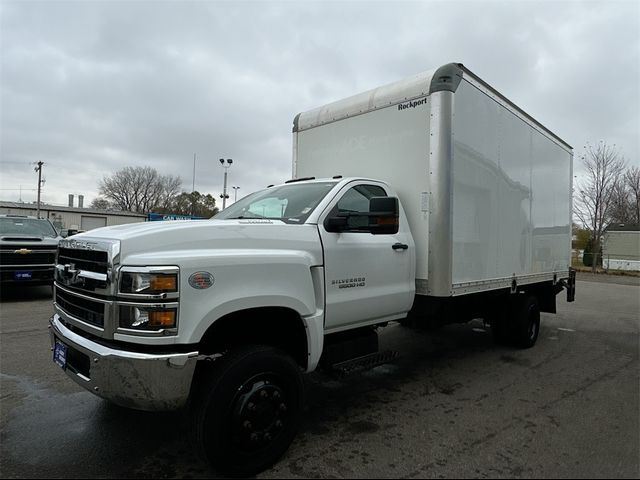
[392,243,408,250]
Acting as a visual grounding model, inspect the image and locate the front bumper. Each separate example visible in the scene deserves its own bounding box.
[49,314,199,411]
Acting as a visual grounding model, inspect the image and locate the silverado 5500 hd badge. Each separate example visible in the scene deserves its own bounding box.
[331,277,366,289]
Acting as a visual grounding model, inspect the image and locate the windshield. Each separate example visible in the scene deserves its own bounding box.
[215,182,337,224]
[0,217,58,238]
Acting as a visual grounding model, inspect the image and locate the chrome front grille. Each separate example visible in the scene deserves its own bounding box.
[55,238,119,295]
[55,287,106,328]
[53,238,121,338]
[58,247,109,274]
[52,238,179,340]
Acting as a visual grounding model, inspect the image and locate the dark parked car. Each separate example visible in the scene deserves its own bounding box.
[0,215,60,285]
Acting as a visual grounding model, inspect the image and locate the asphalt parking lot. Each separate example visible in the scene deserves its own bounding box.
[1,273,638,478]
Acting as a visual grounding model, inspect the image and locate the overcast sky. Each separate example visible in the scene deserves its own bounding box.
[1,0,638,208]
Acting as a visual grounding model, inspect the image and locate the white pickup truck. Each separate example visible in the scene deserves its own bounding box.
[50,63,575,475]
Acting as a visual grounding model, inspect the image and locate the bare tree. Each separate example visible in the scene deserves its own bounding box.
[99,166,182,213]
[574,142,626,271]
[89,197,112,210]
[609,165,640,225]
[610,178,630,224]
[160,191,220,218]
[625,166,640,224]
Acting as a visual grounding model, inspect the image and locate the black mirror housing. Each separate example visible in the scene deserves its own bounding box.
[369,196,399,235]
[324,197,400,234]
[325,216,348,232]
[369,197,398,216]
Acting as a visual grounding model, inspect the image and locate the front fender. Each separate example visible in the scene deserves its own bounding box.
[189,265,325,372]
[170,251,321,345]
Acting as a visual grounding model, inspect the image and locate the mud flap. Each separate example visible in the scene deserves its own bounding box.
[566,268,576,302]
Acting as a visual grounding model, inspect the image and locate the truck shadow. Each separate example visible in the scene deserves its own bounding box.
[302,322,497,419]
[293,323,515,435]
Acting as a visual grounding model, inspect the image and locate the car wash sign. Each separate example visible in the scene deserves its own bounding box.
[147,213,204,221]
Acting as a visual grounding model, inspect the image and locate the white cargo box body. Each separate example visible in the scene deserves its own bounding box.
[293,63,573,298]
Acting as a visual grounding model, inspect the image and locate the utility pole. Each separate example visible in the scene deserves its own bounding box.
[219,158,233,210]
[34,161,44,218]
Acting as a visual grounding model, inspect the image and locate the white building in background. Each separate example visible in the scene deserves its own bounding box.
[603,224,640,272]
[0,201,146,232]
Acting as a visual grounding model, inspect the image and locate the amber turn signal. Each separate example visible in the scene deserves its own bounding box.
[150,275,177,291]
[148,310,177,328]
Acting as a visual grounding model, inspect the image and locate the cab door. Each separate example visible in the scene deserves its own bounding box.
[319,182,415,332]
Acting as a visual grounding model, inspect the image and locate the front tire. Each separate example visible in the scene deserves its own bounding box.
[192,346,304,476]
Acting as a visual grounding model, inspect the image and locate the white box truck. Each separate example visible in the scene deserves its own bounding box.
[49,62,575,475]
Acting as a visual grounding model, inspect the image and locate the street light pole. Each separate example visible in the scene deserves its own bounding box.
[232,186,240,202]
[34,161,44,218]
[219,158,233,209]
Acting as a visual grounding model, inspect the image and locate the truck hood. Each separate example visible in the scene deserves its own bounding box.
[1,235,60,246]
[72,219,323,266]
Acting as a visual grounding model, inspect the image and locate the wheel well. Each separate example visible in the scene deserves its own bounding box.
[198,307,309,369]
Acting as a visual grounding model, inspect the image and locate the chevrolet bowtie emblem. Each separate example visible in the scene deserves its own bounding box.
[14,248,32,255]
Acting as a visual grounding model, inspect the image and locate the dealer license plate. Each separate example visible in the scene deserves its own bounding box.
[53,339,67,369]
[14,271,33,280]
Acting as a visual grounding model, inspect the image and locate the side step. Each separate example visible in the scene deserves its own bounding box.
[330,350,400,376]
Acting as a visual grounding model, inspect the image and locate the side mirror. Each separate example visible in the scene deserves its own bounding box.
[324,196,400,234]
[369,197,399,235]
[325,215,348,233]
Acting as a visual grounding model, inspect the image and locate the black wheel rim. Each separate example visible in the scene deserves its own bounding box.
[230,373,291,452]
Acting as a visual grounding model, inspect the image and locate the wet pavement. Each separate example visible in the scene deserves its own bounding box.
[1,275,638,478]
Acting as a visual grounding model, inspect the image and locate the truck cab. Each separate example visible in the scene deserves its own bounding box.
[217,177,416,332]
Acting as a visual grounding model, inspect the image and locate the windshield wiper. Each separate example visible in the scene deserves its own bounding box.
[226,216,266,220]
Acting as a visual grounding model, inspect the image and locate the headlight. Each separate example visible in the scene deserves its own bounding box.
[119,305,178,331]
[117,267,179,335]
[120,269,179,295]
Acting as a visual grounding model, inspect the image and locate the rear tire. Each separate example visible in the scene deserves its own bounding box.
[192,345,304,476]
[512,294,540,349]
[490,294,540,348]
